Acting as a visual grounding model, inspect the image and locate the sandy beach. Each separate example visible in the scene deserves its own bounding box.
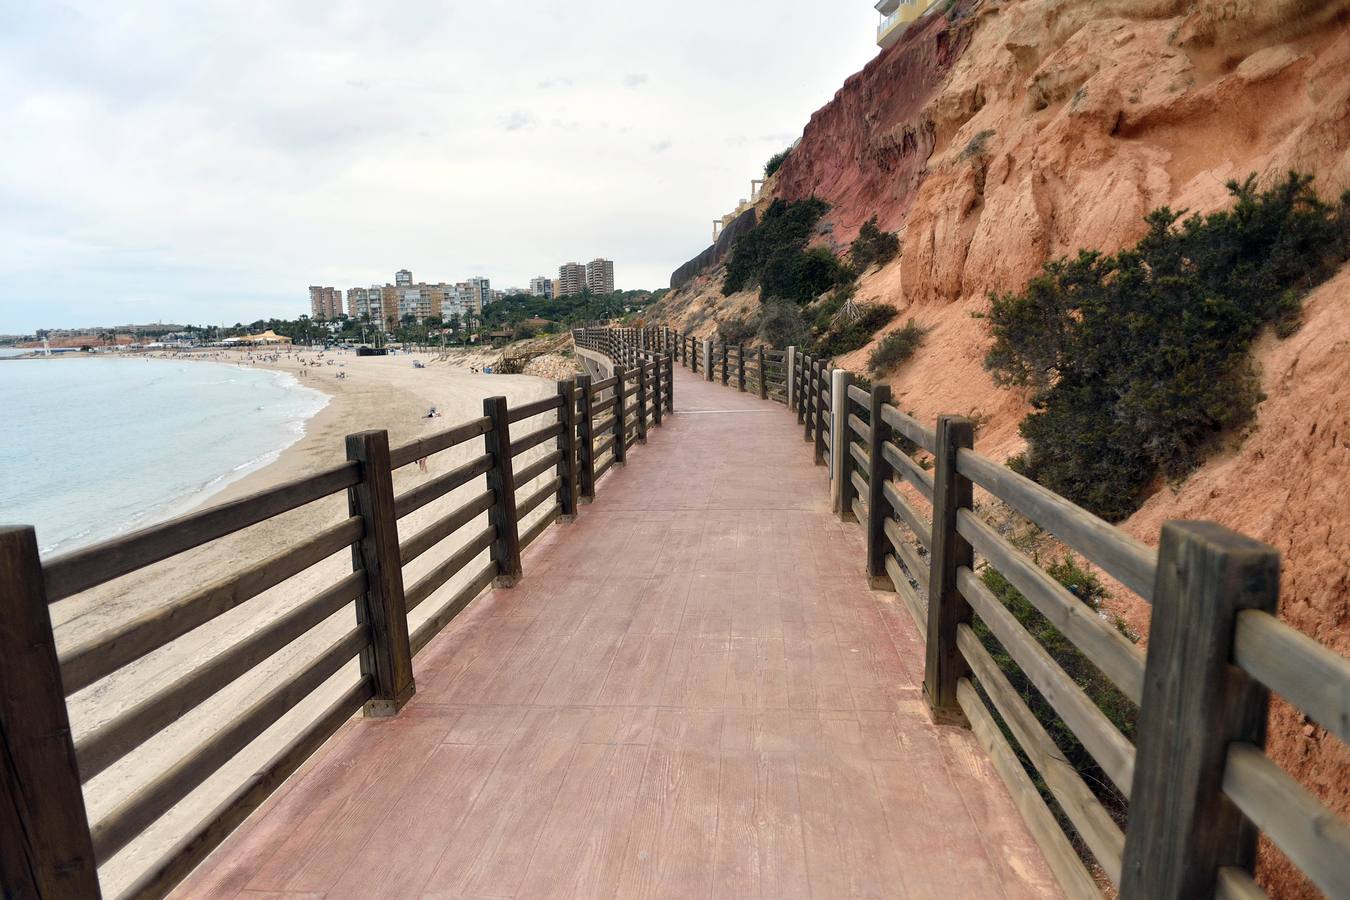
[46,347,576,895]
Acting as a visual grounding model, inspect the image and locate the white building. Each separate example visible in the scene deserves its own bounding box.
[530,276,554,299]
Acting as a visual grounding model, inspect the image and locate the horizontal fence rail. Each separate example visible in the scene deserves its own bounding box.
[1,343,675,900]
[579,324,1350,900]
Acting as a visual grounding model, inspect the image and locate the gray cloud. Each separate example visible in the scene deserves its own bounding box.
[623,73,649,88]
[502,110,537,132]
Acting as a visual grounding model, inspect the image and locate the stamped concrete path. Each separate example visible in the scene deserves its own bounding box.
[177,367,1059,899]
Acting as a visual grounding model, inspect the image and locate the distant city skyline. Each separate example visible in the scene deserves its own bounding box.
[1,1,882,332]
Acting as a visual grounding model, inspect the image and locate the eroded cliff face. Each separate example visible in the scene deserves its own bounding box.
[654,2,1350,896]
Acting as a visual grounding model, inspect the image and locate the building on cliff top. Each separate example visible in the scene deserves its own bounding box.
[875,0,941,48]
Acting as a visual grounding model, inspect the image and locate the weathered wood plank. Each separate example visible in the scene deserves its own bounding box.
[388,417,491,470]
[59,516,363,695]
[924,416,974,723]
[882,480,932,549]
[959,565,1136,797]
[958,624,1125,884]
[507,394,563,425]
[957,448,1157,602]
[404,525,496,612]
[409,562,498,655]
[0,527,101,899]
[74,570,365,783]
[112,676,373,900]
[43,460,361,603]
[956,679,1100,899]
[956,509,1146,705]
[1223,744,1350,898]
[1121,522,1279,898]
[90,626,369,863]
[880,404,936,455]
[393,453,492,520]
[1233,609,1350,747]
[483,397,523,587]
[346,430,415,718]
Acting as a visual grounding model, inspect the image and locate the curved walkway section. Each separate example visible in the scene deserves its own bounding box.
[177,367,1060,899]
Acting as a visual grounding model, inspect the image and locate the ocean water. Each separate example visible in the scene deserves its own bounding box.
[0,358,328,556]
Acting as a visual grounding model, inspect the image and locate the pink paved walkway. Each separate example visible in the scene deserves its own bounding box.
[177,367,1059,899]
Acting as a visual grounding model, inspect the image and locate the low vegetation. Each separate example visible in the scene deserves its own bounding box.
[867,319,927,377]
[985,173,1350,521]
[722,199,911,359]
[724,198,843,302]
[850,216,900,271]
[764,149,791,178]
[974,554,1138,839]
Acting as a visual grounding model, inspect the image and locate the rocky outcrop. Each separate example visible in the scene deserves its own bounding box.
[670,206,759,289]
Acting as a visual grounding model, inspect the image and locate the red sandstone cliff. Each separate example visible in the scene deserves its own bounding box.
[654,2,1350,895]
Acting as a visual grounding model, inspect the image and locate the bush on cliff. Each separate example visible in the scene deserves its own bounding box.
[724,197,850,304]
[867,319,928,377]
[813,302,896,357]
[764,149,790,178]
[851,216,900,272]
[985,173,1350,521]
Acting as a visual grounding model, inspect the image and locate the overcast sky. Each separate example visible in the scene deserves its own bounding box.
[1,1,881,332]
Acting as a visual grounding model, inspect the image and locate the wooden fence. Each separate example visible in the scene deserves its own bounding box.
[0,357,675,900]
[581,325,1350,900]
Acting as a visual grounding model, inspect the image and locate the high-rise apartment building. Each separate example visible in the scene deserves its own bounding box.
[558,262,586,297]
[586,258,615,294]
[309,286,342,320]
[529,276,554,299]
[467,276,492,309]
[395,269,413,287]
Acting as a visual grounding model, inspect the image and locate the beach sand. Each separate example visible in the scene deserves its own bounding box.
[48,347,574,895]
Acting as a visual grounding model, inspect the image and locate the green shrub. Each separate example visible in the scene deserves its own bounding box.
[724,198,847,304]
[716,315,755,345]
[867,319,928,377]
[985,173,1350,521]
[851,216,901,271]
[764,149,790,177]
[756,299,812,348]
[813,303,896,357]
[973,555,1138,833]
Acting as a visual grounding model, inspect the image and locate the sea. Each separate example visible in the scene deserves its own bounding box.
[0,355,329,556]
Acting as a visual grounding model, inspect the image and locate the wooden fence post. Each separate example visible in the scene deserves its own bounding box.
[703,340,713,382]
[613,364,627,464]
[814,367,830,466]
[787,347,797,413]
[652,356,663,427]
[737,344,746,392]
[924,415,975,725]
[483,397,523,587]
[0,527,102,900]
[803,359,815,441]
[1120,522,1279,899]
[557,379,579,521]
[635,362,648,444]
[721,343,730,386]
[346,430,415,716]
[758,347,767,400]
[831,369,853,518]
[576,375,596,503]
[665,355,675,412]
[865,386,894,588]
